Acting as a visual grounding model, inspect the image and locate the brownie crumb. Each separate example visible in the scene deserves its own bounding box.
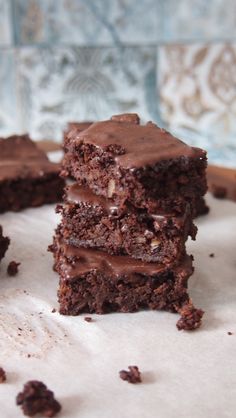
[16,380,61,417]
[0,367,6,383]
[84,317,93,322]
[177,304,204,331]
[209,253,215,258]
[51,308,56,313]
[7,261,20,276]
[212,185,227,199]
[228,332,233,336]
[119,366,142,384]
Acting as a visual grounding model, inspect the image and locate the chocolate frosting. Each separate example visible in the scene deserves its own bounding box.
[66,183,119,213]
[65,184,189,227]
[57,236,193,278]
[70,113,206,169]
[0,134,60,180]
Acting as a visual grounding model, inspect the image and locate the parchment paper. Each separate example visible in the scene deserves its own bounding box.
[0,190,235,418]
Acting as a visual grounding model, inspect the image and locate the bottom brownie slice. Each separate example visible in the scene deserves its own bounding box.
[50,232,203,329]
[0,226,9,262]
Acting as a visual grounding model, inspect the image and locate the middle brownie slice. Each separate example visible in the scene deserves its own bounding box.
[57,183,197,265]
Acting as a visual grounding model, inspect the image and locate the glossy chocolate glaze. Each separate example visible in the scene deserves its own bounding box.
[65,183,190,229]
[66,183,119,213]
[57,235,193,278]
[69,113,206,169]
[0,134,60,180]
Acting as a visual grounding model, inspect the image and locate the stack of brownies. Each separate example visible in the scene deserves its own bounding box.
[51,113,207,329]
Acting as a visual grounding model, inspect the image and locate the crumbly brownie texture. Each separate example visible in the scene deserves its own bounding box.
[58,184,197,264]
[195,196,209,216]
[50,232,198,325]
[119,366,142,384]
[16,380,61,417]
[176,304,204,331]
[0,225,10,262]
[7,260,20,276]
[62,113,207,215]
[0,134,64,213]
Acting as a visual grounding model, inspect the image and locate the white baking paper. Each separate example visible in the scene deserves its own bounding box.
[0,192,236,418]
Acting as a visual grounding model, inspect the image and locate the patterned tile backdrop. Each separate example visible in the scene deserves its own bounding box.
[0,0,235,166]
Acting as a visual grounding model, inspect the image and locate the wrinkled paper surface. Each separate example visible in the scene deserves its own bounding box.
[0,187,236,417]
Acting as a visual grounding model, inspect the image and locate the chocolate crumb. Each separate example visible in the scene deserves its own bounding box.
[119,366,142,384]
[16,380,61,417]
[177,304,204,331]
[51,308,56,313]
[7,261,20,276]
[209,253,215,258]
[84,317,93,322]
[212,184,227,199]
[27,354,31,358]
[228,332,233,335]
[0,367,6,383]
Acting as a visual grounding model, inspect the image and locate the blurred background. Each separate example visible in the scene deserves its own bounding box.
[0,0,235,166]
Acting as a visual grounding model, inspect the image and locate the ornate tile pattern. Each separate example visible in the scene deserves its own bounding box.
[158,43,236,166]
[0,50,19,136]
[13,0,160,45]
[163,0,236,41]
[0,0,12,45]
[17,46,157,140]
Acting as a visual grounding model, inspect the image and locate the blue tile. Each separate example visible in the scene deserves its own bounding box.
[13,0,160,45]
[158,42,236,167]
[0,49,18,136]
[16,46,157,140]
[163,0,236,41]
[0,0,12,45]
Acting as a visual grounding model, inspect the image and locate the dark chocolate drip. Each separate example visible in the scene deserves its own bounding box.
[66,183,119,213]
[58,237,192,278]
[71,113,206,169]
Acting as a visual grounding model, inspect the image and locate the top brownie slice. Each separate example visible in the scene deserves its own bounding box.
[63,113,207,214]
[0,134,64,212]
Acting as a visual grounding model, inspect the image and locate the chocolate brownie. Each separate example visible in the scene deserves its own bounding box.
[0,134,65,213]
[16,380,61,417]
[50,231,195,320]
[7,260,20,276]
[62,113,207,215]
[207,165,236,201]
[0,225,9,262]
[119,366,142,384]
[58,183,197,264]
